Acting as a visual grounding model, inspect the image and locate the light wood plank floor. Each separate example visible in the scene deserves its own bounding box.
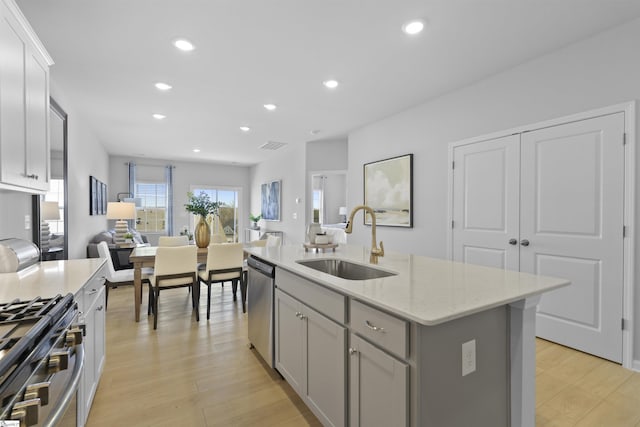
[87,285,640,427]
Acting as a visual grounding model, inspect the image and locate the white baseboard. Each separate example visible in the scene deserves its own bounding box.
[632,359,640,372]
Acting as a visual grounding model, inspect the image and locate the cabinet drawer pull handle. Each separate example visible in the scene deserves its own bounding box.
[508,238,517,245]
[295,311,302,318]
[299,314,306,320]
[349,348,358,355]
[365,320,385,333]
[96,305,104,311]
[87,289,98,295]
[520,239,530,247]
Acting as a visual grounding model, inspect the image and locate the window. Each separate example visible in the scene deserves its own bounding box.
[44,179,64,234]
[191,187,240,242]
[135,182,167,232]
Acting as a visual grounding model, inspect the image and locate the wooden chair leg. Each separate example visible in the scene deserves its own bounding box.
[192,281,200,322]
[153,287,160,330]
[232,280,238,301]
[105,282,110,310]
[207,283,212,320]
[240,275,247,313]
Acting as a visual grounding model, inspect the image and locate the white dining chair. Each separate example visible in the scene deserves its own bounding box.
[149,245,199,329]
[97,241,153,310]
[158,235,189,246]
[198,243,244,318]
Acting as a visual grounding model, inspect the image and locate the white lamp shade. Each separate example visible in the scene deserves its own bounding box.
[106,202,136,220]
[41,201,60,221]
[338,206,347,216]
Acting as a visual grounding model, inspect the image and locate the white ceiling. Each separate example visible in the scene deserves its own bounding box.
[15,0,640,166]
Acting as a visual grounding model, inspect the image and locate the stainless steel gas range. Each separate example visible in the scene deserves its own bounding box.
[0,294,83,427]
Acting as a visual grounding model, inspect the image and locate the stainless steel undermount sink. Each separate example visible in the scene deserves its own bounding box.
[296,258,397,280]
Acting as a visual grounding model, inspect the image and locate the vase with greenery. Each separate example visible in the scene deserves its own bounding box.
[249,213,261,229]
[185,192,222,248]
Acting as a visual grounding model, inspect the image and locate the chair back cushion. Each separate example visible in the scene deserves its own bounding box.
[266,235,281,247]
[204,243,243,281]
[96,241,117,279]
[158,235,189,247]
[153,245,197,287]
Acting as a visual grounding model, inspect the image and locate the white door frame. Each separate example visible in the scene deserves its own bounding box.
[447,101,636,370]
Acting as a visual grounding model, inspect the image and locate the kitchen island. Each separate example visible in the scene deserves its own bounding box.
[244,244,569,427]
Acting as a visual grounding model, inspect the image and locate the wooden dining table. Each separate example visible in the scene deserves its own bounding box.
[129,245,209,321]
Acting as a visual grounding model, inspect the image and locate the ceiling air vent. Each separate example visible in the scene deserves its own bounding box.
[260,141,287,150]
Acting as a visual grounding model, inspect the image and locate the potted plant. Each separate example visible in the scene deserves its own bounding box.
[123,232,134,244]
[185,192,222,248]
[249,213,261,229]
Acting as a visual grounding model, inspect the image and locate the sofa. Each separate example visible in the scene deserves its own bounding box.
[86,230,148,268]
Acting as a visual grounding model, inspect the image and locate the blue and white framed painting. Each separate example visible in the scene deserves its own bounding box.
[261,180,281,221]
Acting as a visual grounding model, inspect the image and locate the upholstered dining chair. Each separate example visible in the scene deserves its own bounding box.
[198,243,244,318]
[149,245,199,329]
[158,235,189,246]
[97,241,153,309]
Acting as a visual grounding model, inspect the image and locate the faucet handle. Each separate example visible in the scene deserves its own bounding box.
[378,241,384,257]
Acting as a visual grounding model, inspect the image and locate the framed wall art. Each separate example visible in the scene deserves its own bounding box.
[363,153,413,227]
[261,180,281,221]
[90,176,98,215]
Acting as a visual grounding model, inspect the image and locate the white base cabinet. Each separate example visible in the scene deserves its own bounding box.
[76,266,106,427]
[275,287,347,427]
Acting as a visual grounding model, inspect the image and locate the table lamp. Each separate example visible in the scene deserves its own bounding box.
[106,202,136,245]
[339,206,347,223]
[40,201,60,252]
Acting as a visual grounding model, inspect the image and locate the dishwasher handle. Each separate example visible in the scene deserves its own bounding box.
[247,256,275,278]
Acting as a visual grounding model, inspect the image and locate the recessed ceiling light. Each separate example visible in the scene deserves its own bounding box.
[239,126,251,132]
[193,148,200,153]
[402,19,425,35]
[152,113,166,120]
[310,129,321,135]
[263,103,277,111]
[173,38,195,51]
[323,80,339,89]
[155,82,172,91]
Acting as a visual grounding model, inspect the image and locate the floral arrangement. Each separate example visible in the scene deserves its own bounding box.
[184,191,222,217]
[249,213,262,223]
[179,226,193,241]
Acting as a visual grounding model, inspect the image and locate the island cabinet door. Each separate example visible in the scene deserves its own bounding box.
[349,334,408,427]
[303,306,347,427]
[275,289,304,390]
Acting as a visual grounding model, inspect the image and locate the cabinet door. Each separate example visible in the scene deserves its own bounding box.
[25,49,49,190]
[349,334,408,427]
[0,5,27,187]
[274,289,304,390]
[303,306,346,427]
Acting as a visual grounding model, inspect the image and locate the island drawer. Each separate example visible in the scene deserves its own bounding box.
[350,299,408,359]
[276,268,346,324]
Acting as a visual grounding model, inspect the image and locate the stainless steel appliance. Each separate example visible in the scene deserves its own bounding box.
[0,294,83,426]
[0,239,40,273]
[247,256,276,368]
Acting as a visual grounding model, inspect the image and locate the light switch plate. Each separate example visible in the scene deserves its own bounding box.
[25,215,31,230]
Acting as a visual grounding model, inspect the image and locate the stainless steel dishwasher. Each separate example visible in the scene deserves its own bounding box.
[247,255,276,368]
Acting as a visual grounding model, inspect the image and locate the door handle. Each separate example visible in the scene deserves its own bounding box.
[520,239,530,247]
[508,239,517,245]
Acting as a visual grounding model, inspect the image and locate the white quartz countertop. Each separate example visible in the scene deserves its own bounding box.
[0,258,106,301]
[245,244,570,326]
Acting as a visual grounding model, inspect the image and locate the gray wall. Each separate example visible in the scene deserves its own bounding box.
[345,18,640,365]
[0,80,110,259]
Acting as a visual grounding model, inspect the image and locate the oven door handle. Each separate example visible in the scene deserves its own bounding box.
[43,344,84,427]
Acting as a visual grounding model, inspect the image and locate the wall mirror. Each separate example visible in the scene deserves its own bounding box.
[33,98,68,260]
[309,171,347,226]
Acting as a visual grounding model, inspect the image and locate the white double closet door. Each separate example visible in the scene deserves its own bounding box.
[452,112,625,363]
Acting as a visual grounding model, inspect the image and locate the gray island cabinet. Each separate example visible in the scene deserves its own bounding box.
[246,244,569,427]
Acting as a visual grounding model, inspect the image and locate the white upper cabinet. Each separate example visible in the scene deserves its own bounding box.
[0,0,52,192]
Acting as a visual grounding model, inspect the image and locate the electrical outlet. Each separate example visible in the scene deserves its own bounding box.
[24,215,31,230]
[462,339,476,376]
[292,212,297,220]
